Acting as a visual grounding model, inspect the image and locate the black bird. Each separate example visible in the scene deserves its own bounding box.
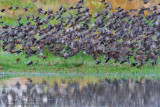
[69,6,74,10]
[1,9,6,13]
[15,6,19,10]
[105,56,110,63]
[37,8,43,14]
[16,58,21,62]
[23,6,29,12]
[27,61,33,65]
[96,60,101,64]
[15,50,22,54]
[100,0,107,5]
[131,63,137,67]
[8,6,13,10]
[120,60,127,64]
[78,0,84,4]
[17,14,22,21]
[0,21,4,24]
[59,5,64,11]
[143,0,151,4]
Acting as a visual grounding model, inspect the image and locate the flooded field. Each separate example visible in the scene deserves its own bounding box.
[0,73,160,107]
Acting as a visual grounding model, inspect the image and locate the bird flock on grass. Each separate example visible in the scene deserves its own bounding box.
[0,0,159,67]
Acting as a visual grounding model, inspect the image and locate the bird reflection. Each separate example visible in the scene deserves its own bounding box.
[0,78,160,107]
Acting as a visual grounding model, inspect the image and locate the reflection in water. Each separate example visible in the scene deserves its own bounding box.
[0,77,160,107]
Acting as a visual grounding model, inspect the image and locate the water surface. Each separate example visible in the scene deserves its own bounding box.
[0,73,160,107]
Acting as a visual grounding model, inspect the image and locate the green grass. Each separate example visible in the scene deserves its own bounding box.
[0,50,159,73]
[1,71,160,82]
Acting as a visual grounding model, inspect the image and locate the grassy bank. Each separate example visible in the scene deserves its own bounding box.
[0,50,159,73]
[1,71,160,83]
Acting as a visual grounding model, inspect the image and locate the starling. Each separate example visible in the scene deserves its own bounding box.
[27,61,33,65]
[131,63,137,67]
[15,6,19,10]
[16,58,21,62]
[96,60,101,65]
[78,0,84,4]
[23,6,29,12]
[8,6,13,10]
[100,0,106,5]
[1,9,6,13]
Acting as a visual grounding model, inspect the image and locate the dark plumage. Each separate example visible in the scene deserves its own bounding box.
[0,0,159,68]
[8,6,13,10]
[96,60,101,65]
[15,6,19,10]
[27,61,33,65]
[1,9,6,13]
[23,6,29,12]
[131,63,137,67]
[16,58,21,62]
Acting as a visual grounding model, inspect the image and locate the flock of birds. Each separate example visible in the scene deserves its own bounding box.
[0,0,159,67]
